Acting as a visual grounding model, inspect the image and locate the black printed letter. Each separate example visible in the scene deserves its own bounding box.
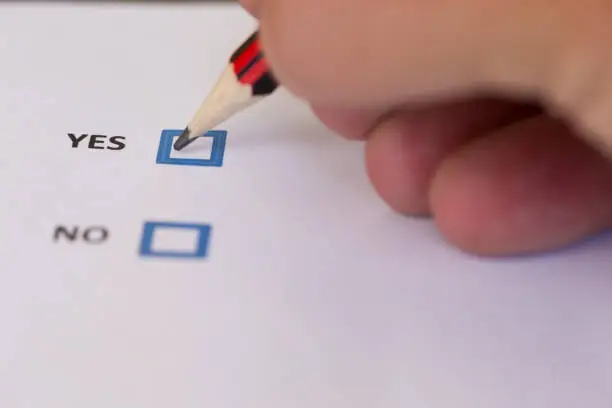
[68,133,88,148]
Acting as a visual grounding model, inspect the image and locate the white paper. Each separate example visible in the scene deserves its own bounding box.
[1,3,612,407]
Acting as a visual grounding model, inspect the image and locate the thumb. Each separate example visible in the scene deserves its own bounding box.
[245,0,612,152]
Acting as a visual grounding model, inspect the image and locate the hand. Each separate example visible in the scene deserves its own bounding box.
[240,0,612,256]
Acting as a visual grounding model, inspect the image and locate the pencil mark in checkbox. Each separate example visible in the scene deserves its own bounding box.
[139,221,212,259]
[156,129,227,167]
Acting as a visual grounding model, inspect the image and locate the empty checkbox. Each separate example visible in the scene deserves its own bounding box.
[168,136,213,161]
[155,129,227,167]
[139,221,212,259]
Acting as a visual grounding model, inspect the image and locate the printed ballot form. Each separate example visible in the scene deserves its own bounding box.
[2,3,612,408]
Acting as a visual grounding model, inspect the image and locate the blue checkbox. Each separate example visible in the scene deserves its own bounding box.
[139,221,212,259]
[155,128,227,167]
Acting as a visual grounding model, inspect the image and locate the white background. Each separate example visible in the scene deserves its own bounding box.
[0,3,611,407]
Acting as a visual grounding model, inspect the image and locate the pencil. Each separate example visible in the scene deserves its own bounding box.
[173,30,278,151]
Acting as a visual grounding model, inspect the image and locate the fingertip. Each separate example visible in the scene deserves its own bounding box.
[430,115,612,256]
[429,162,495,256]
[365,116,432,215]
[362,98,537,218]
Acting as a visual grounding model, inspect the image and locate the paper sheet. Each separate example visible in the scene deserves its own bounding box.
[1,3,612,407]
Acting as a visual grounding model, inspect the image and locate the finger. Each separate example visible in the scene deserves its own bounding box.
[361,98,539,214]
[310,99,468,142]
[309,104,384,141]
[310,98,538,142]
[253,0,612,156]
[430,115,612,256]
[254,0,584,106]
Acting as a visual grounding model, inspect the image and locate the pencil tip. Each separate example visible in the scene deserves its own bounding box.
[173,127,196,151]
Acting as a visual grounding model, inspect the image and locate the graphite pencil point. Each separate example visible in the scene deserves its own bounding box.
[175,30,278,152]
[173,127,195,151]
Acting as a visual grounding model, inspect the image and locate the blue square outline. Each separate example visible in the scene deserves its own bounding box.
[138,221,212,259]
[155,128,227,167]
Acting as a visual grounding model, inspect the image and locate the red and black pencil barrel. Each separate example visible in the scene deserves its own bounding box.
[230,31,278,96]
